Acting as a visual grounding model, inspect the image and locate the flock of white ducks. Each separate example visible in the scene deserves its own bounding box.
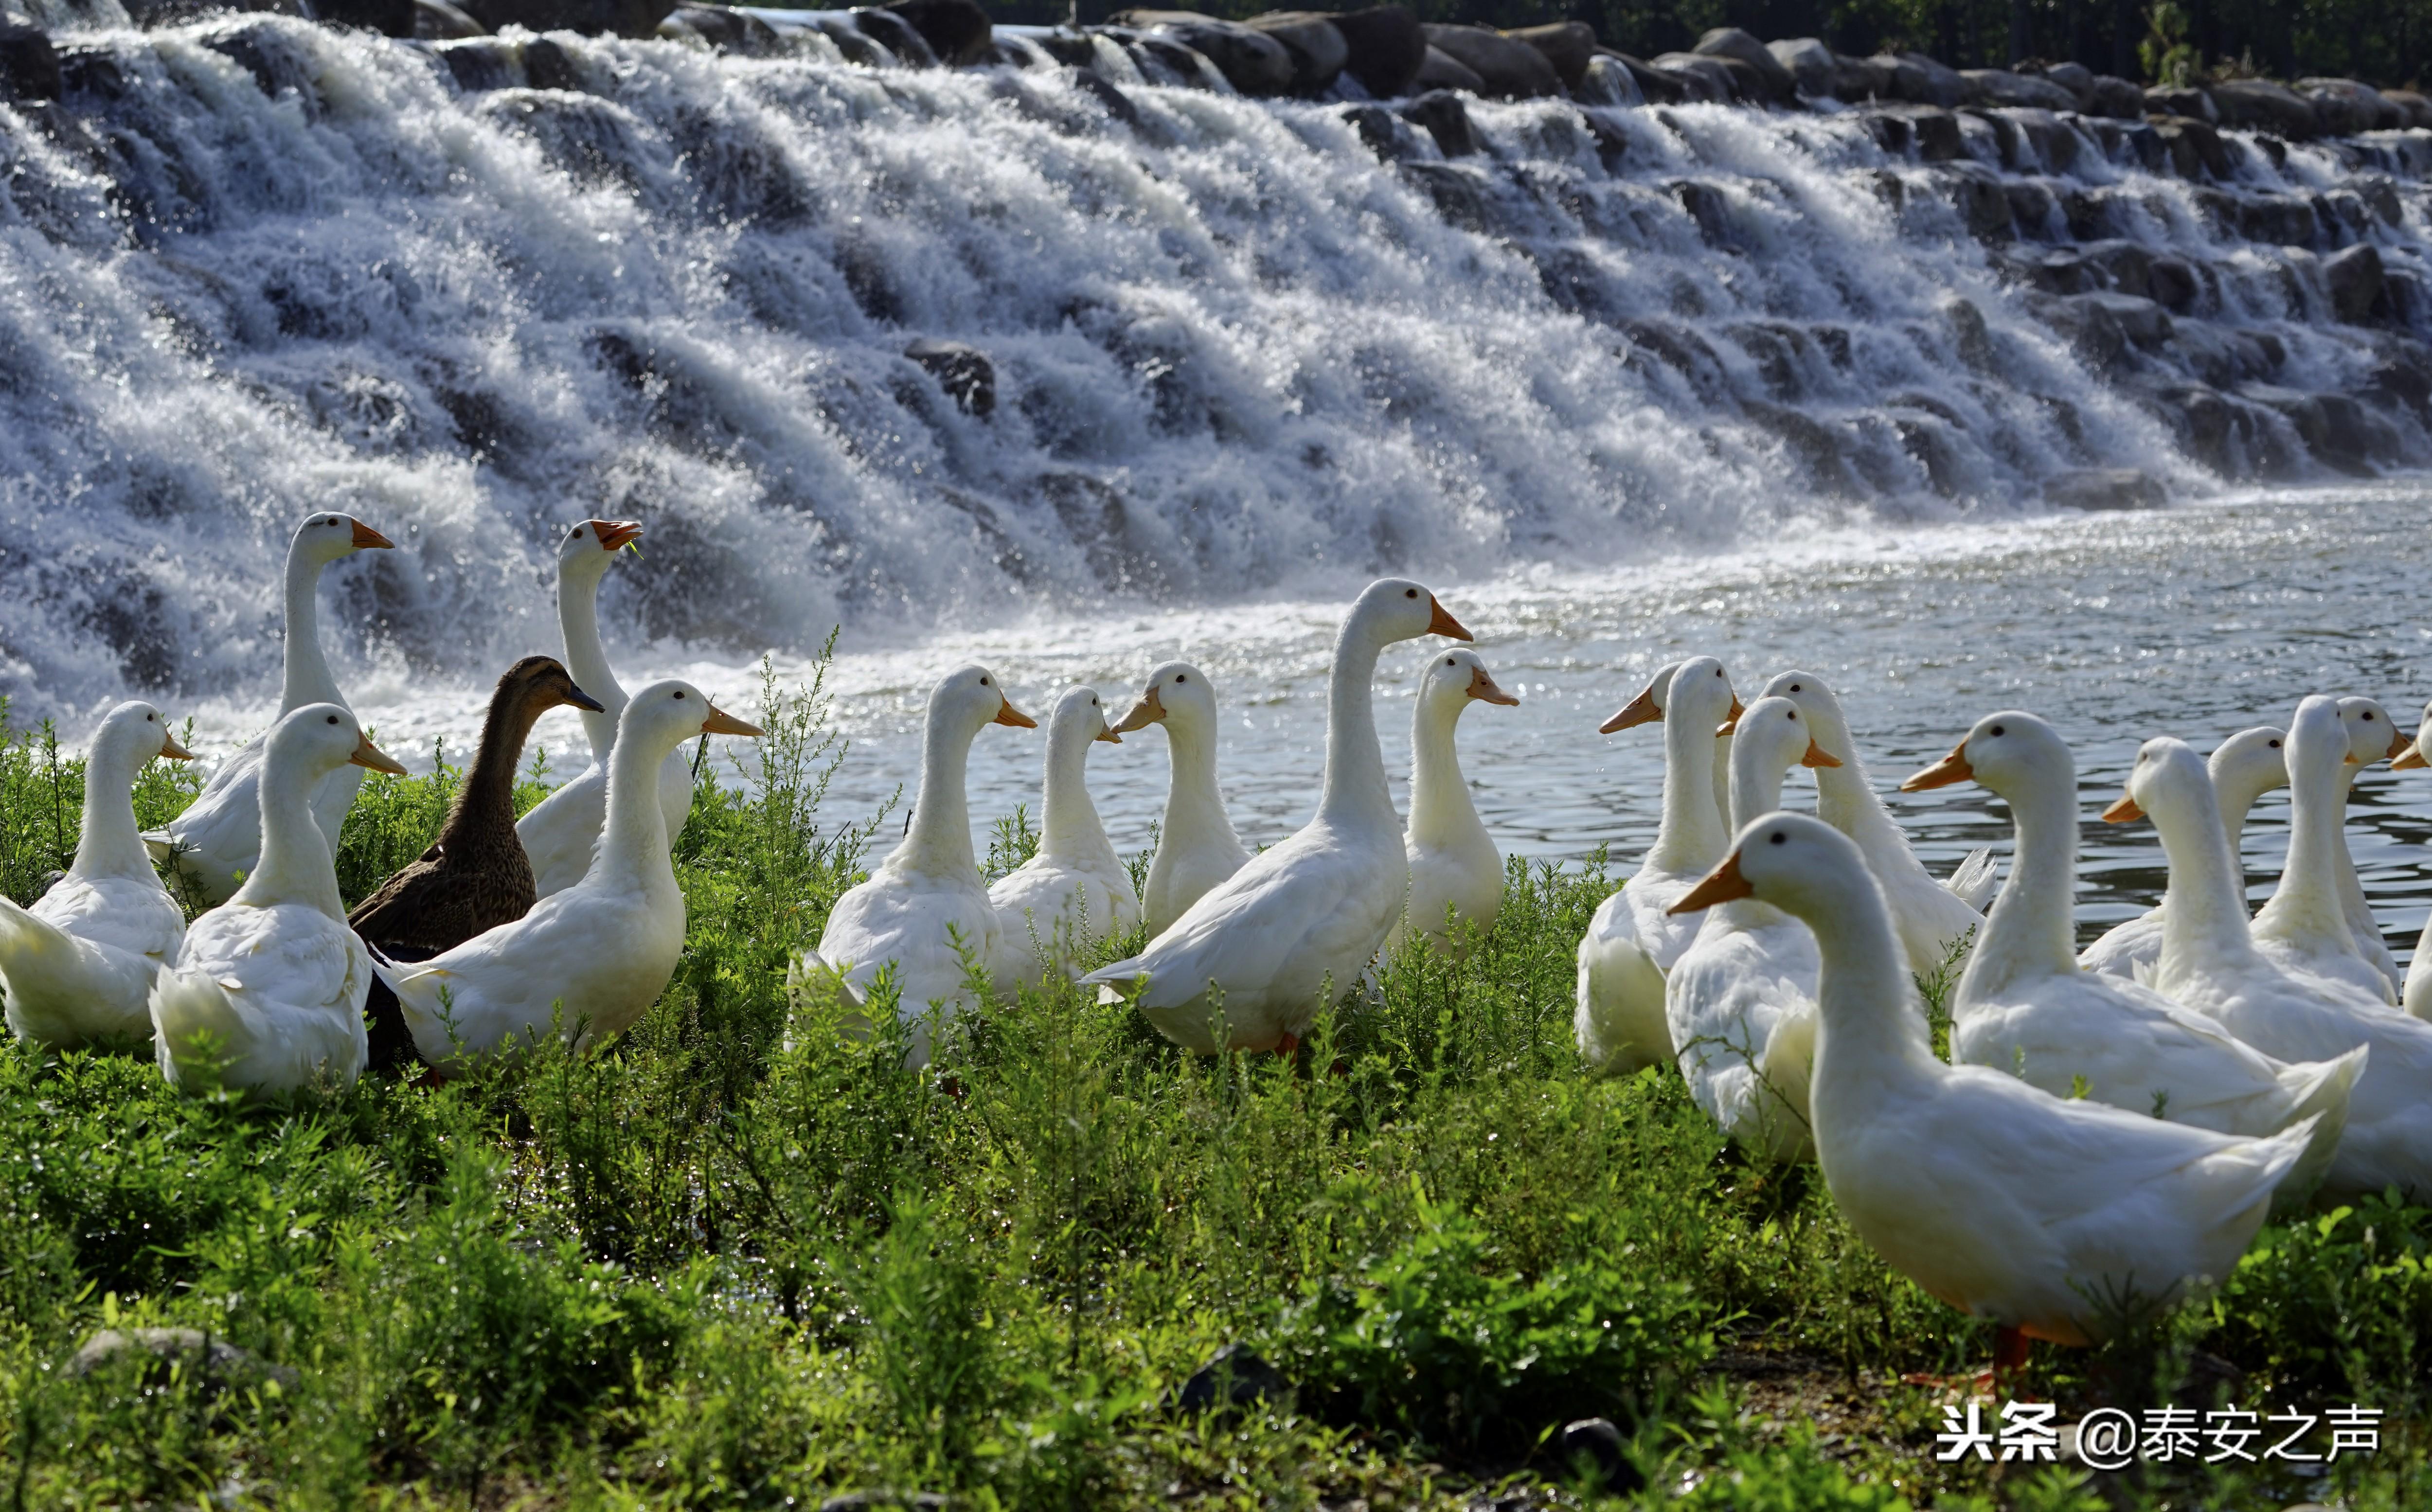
[13,552,2432,1369]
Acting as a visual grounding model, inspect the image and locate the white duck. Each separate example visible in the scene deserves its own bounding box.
[1387,647,1519,958]
[2079,726,2286,981]
[1598,660,1730,833]
[2327,696,2406,998]
[1114,661,1251,939]
[375,681,761,1068]
[1663,694,1839,1160]
[2114,725,2432,1201]
[1905,712,2358,1193]
[1084,580,1472,1054]
[517,520,697,899]
[988,685,1139,993]
[802,667,1035,1067]
[0,703,194,1050]
[1574,657,1738,1075]
[1670,811,2317,1361]
[1758,670,1995,978]
[145,513,394,904]
[2393,698,2432,1020]
[149,705,406,1095]
[2252,695,2402,1005]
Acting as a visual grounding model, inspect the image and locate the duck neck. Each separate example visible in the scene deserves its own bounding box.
[1648,710,1728,873]
[70,739,152,883]
[279,549,345,714]
[2261,746,2354,946]
[1958,762,2078,1001]
[1727,744,1788,830]
[557,563,624,759]
[2155,784,2262,983]
[597,723,679,895]
[2214,768,2277,892]
[1811,739,1907,856]
[900,715,978,880]
[442,687,554,856]
[232,747,346,919]
[1807,876,1945,1092]
[1039,734,1115,868]
[1314,617,1395,833]
[1158,717,1232,852]
[1409,697,1484,851]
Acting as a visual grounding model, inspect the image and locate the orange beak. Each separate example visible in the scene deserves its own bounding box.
[1668,851,1753,914]
[350,734,409,776]
[590,518,644,551]
[159,731,195,761]
[2387,728,2411,761]
[350,520,394,551]
[2396,742,2428,771]
[1600,684,1662,734]
[1112,686,1165,733]
[1427,597,1473,642]
[1715,710,1741,737]
[994,697,1037,729]
[1468,667,1520,706]
[700,704,763,738]
[1725,694,1745,724]
[1095,723,1123,744]
[1802,739,1842,769]
[1901,742,1975,792]
[2102,793,2144,823]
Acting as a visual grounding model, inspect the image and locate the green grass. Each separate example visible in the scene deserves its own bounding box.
[0,663,2426,1509]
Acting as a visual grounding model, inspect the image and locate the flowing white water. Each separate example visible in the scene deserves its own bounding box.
[7,16,2432,726]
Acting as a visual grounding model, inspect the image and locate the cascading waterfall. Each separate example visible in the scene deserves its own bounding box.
[2,13,2429,722]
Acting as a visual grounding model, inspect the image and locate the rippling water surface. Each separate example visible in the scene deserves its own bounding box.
[232,483,2432,957]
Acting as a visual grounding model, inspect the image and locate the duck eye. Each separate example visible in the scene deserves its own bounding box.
[1790,683,1802,693]
[1990,724,2004,737]
[980,677,990,686]
[1769,831,1785,845]
[326,714,339,725]
[2270,740,2282,748]
[1175,674,1186,683]
[2365,712,2377,721]
[674,691,686,700]
[1404,588,1417,598]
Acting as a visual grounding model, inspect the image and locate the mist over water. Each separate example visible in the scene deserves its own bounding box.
[7,15,2432,725]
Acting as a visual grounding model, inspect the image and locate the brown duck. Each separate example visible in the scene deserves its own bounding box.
[352,655,603,1069]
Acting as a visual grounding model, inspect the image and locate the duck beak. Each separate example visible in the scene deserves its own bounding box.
[350,520,395,551]
[1714,709,1741,736]
[1900,742,1974,791]
[350,734,409,776]
[1426,596,1473,642]
[2102,793,2145,823]
[1802,739,1842,769]
[1111,686,1165,733]
[1726,694,1745,724]
[2387,728,2412,761]
[1600,685,1662,734]
[994,697,1037,729]
[700,704,763,738]
[2396,742,2429,771]
[566,684,608,714]
[1468,667,1520,706]
[591,518,644,552]
[1095,723,1123,744]
[159,732,195,762]
[1668,850,1753,914]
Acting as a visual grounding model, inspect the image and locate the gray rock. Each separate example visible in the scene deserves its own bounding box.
[1421,24,1558,99]
[905,339,994,417]
[1243,12,1346,94]
[1113,11,1294,95]
[1559,1416,1645,1492]
[1503,21,1592,91]
[2152,116,2231,179]
[1767,36,1833,98]
[1176,1344,1290,1415]
[2032,59,2093,101]
[1319,5,1422,100]
[2297,77,2403,134]
[1831,52,1890,100]
[1886,51,1967,107]
[1575,54,1640,107]
[1411,44,1482,95]
[415,0,485,36]
[461,0,669,38]
[2324,243,2385,322]
[2382,88,2432,128]
[2209,79,2321,139]
[664,3,781,53]
[2148,255,2200,311]
[2145,85,2215,122]
[1964,69,2078,111]
[2085,74,2143,118]
[68,1328,298,1387]
[2046,468,2164,510]
[1943,162,2014,236]
[1603,49,1683,104]
[886,0,990,66]
[1651,52,1735,102]
[0,20,58,100]
[1399,88,1476,156]
[1692,26,1790,101]
[851,8,938,65]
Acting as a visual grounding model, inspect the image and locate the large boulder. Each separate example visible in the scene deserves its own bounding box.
[461,0,669,37]
[1601,48,1683,104]
[2383,88,2432,128]
[1321,5,1423,99]
[2085,74,2142,119]
[1877,51,1966,107]
[853,9,938,65]
[2297,77,2403,134]
[1652,51,1736,102]
[2030,59,2093,103]
[318,0,416,34]
[1421,23,1558,98]
[2324,243,2385,322]
[1113,11,1295,95]
[1767,36,1834,98]
[1398,87,1476,155]
[1503,21,1592,91]
[1412,43,1482,94]
[1575,53,1639,106]
[2144,85,2214,122]
[885,0,989,65]
[1831,52,1889,100]
[1693,26,1790,101]
[2151,115,2231,178]
[1243,12,1347,94]
[0,20,60,100]
[1965,68,2078,111]
[2208,78,2320,138]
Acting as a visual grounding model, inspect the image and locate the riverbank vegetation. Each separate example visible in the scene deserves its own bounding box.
[0,667,2426,1509]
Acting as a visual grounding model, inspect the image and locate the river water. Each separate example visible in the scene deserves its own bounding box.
[286,481,2432,956]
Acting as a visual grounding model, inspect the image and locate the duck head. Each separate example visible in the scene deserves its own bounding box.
[292,511,393,565]
[556,518,644,582]
[500,654,608,717]
[2336,696,2407,768]
[620,679,763,764]
[276,703,409,780]
[1758,669,1856,756]
[1350,578,1471,648]
[2396,700,2432,772]
[1420,647,1519,720]
[932,664,1035,742]
[1045,684,1122,762]
[1725,694,1839,773]
[1900,709,2065,799]
[91,700,193,771]
[1604,658,1740,734]
[1113,661,1219,738]
[2210,726,2288,796]
[1667,810,1869,920]
[2106,735,2213,828]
